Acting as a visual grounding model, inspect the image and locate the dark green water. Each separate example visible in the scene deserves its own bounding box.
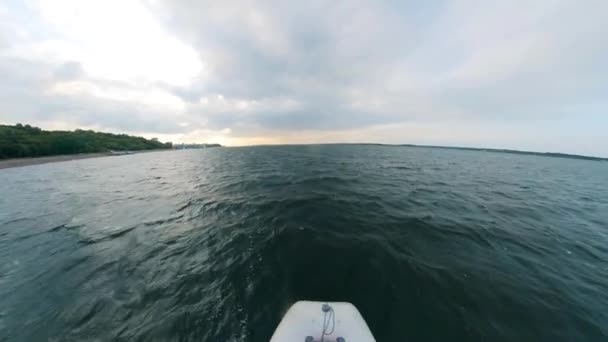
[1,145,607,341]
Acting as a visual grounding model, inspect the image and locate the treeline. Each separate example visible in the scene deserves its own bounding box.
[0,124,172,159]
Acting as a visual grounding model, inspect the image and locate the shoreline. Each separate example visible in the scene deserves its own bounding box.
[0,153,113,170]
[0,150,171,170]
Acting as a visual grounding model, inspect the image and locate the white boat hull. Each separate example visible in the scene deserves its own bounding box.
[270,301,376,342]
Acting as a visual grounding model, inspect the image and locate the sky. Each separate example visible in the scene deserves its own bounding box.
[0,0,607,156]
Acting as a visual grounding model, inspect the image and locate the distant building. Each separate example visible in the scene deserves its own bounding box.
[174,143,222,150]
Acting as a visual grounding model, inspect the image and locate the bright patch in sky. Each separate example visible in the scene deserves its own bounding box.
[34,0,202,86]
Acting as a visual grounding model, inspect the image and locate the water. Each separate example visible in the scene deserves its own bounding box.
[1,145,607,341]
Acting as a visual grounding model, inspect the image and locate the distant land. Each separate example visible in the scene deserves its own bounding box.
[0,124,225,169]
[0,124,173,160]
[1,123,604,164]
[338,143,607,162]
[396,144,608,161]
[246,143,606,162]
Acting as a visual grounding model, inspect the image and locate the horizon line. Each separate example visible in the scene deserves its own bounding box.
[3,123,605,160]
[223,142,608,161]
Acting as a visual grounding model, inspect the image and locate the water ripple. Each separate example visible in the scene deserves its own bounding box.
[0,146,607,341]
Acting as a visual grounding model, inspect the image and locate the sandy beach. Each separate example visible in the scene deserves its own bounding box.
[0,153,113,170]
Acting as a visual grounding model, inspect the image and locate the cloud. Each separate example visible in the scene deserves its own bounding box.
[0,0,607,155]
[53,61,85,80]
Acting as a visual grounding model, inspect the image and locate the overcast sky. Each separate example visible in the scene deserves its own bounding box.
[0,0,607,155]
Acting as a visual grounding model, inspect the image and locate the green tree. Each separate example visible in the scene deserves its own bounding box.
[0,124,173,159]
